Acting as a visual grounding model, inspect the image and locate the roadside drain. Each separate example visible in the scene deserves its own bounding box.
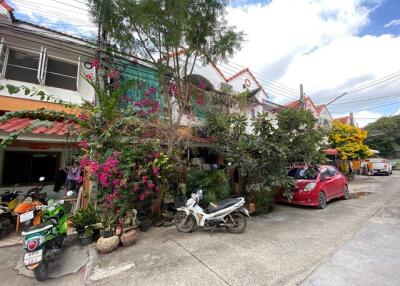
[349,191,373,199]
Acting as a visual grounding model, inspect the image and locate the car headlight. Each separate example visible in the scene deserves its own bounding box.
[304,182,316,192]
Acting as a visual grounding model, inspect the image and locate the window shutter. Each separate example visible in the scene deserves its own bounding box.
[0,37,8,79]
[37,47,47,85]
[76,56,80,91]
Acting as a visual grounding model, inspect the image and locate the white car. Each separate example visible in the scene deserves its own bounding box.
[369,158,392,175]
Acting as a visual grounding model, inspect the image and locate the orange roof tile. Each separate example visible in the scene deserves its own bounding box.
[0,118,78,136]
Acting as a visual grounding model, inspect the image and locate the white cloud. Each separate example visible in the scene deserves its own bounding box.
[384,19,400,28]
[225,0,400,116]
[10,0,97,38]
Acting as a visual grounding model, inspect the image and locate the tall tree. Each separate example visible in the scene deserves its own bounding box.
[329,121,371,159]
[365,115,400,158]
[87,0,244,156]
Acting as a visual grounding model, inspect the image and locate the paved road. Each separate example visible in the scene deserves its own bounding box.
[0,173,399,286]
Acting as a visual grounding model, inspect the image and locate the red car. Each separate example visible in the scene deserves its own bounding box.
[276,165,349,209]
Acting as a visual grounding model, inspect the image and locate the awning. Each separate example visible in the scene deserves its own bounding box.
[323,148,338,155]
[0,117,78,136]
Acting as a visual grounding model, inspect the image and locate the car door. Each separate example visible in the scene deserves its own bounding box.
[320,168,335,199]
[327,166,344,197]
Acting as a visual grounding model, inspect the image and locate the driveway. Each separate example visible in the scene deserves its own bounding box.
[0,173,399,286]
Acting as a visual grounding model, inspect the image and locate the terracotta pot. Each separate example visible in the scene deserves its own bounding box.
[248,203,256,214]
[120,227,139,247]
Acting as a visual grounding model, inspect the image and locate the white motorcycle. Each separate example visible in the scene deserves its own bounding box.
[175,189,250,234]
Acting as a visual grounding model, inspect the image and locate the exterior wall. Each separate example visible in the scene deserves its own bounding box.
[0,21,95,109]
[318,107,333,128]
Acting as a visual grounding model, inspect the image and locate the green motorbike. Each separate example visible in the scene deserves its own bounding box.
[21,199,67,281]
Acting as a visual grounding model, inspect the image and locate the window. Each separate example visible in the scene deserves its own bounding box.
[1,42,79,91]
[46,58,78,90]
[5,49,39,84]
[2,151,60,186]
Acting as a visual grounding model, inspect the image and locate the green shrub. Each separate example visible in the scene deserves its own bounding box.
[187,168,230,206]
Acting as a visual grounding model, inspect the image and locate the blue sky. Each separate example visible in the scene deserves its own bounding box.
[6,0,400,126]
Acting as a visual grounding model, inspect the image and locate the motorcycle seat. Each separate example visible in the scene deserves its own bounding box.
[21,220,54,236]
[207,198,241,213]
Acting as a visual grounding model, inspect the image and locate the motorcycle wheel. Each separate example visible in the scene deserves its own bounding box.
[33,261,49,281]
[175,212,196,233]
[226,212,247,234]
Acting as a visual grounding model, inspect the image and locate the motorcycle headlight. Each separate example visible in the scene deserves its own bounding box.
[304,182,316,192]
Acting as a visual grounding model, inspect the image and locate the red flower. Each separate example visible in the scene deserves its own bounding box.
[85,74,93,80]
[141,176,148,184]
[91,58,100,70]
[133,183,140,192]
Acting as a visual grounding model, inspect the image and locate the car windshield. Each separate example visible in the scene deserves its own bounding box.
[288,167,318,180]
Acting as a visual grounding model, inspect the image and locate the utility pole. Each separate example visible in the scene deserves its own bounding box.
[299,83,305,109]
[350,112,355,126]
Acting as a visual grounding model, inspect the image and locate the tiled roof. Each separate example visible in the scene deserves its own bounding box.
[334,116,351,124]
[315,104,326,114]
[0,0,13,13]
[0,118,78,136]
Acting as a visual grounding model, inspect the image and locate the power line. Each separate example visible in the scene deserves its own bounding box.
[325,70,400,106]
[222,61,299,93]
[216,64,298,100]
[330,92,400,105]
[218,62,299,98]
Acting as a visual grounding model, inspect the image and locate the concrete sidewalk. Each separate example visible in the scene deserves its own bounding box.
[0,172,399,285]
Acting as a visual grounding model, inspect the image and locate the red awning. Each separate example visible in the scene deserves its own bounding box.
[0,118,78,136]
[323,148,338,155]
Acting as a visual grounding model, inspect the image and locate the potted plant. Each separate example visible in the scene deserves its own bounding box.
[70,211,86,236]
[78,227,94,246]
[99,211,116,238]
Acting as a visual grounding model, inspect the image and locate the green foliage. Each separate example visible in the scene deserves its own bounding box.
[365,115,400,158]
[69,204,100,230]
[186,168,229,205]
[278,108,326,163]
[252,188,275,214]
[98,211,116,230]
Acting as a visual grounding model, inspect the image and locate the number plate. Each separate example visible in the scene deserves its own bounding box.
[23,249,42,265]
[20,211,34,223]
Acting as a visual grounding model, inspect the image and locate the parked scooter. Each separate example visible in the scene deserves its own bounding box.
[0,205,14,238]
[15,177,48,232]
[0,187,21,212]
[175,189,250,233]
[21,199,67,281]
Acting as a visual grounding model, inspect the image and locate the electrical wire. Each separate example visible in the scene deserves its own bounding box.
[330,92,400,105]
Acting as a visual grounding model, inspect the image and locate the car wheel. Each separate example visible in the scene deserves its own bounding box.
[317,192,327,209]
[342,185,350,200]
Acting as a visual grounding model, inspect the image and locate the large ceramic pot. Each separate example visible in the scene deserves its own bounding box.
[96,236,120,254]
[120,227,139,247]
[78,234,93,246]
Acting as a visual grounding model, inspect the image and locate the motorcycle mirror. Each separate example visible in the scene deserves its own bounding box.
[39,176,45,182]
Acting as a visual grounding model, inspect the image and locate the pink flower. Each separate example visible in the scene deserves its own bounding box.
[198,80,206,90]
[141,176,148,184]
[112,178,120,187]
[77,176,83,184]
[153,152,160,159]
[98,173,110,187]
[148,182,156,189]
[155,186,161,192]
[91,58,100,70]
[195,97,205,107]
[80,158,90,168]
[139,194,145,201]
[108,70,120,79]
[78,113,89,121]
[169,83,177,97]
[85,73,93,80]
[133,183,140,192]
[78,140,89,149]
[90,161,101,173]
[152,166,160,176]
